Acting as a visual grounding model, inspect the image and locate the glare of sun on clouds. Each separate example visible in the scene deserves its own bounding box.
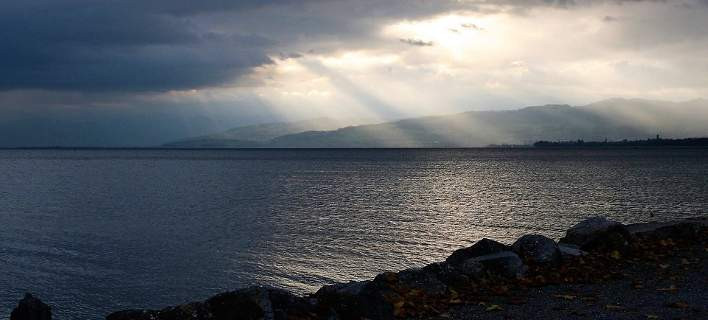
[184,0,708,124]
[240,51,468,122]
[246,55,387,122]
[320,51,400,69]
[383,14,498,60]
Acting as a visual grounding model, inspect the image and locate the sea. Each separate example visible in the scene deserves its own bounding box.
[1,148,706,319]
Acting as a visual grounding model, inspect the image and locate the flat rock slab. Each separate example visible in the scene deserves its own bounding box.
[447,238,509,266]
[627,216,708,235]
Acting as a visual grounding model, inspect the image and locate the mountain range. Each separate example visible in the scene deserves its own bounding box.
[162,118,351,148]
[164,98,708,148]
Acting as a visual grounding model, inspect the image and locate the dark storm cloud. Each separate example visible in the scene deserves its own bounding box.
[0,0,470,93]
[0,1,290,92]
[0,0,705,93]
[0,0,471,93]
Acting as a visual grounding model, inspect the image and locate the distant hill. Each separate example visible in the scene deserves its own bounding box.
[165,98,708,148]
[162,118,352,148]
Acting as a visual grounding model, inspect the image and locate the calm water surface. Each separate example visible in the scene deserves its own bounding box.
[0,148,706,319]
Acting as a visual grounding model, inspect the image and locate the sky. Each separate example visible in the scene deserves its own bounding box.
[1,0,708,145]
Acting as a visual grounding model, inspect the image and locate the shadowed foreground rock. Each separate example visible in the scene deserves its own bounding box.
[445,238,508,266]
[106,287,310,320]
[10,294,51,320]
[512,234,561,266]
[560,216,633,252]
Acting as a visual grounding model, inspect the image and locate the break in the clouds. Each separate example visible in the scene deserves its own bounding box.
[1,0,708,145]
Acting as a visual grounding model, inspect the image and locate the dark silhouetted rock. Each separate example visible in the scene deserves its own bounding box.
[446,238,509,266]
[511,234,561,265]
[471,251,527,278]
[106,309,160,320]
[396,267,448,295]
[10,293,51,320]
[315,280,373,319]
[558,243,587,259]
[106,286,310,320]
[628,218,708,241]
[418,262,472,288]
[560,217,632,251]
[317,280,370,297]
[459,258,485,278]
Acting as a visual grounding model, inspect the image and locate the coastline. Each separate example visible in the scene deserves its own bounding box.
[10,215,707,320]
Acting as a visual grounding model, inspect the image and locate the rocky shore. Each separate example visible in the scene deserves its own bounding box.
[10,216,708,320]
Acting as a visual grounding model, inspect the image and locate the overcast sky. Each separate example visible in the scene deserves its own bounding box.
[2,0,708,135]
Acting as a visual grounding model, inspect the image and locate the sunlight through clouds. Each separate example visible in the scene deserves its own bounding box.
[1,0,707,145]
[383,14,496,59]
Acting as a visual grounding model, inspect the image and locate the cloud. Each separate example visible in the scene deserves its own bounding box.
[0,1,287,92]
[460,23,485,30]
[1,0,707,124]
[399,38,434,46]
[0,0,474,93]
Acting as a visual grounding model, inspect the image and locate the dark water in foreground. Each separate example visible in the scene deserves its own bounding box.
[0,148,706,319]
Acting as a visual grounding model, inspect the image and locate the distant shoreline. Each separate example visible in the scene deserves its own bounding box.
[2,136,708,150]
[2,145,708,151]
[534,137,708,148]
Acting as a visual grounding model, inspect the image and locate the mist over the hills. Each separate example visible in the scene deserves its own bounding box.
[163,118,355,148]
[162,98,708,148]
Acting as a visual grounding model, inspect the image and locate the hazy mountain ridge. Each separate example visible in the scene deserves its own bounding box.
[163,118,351,148]
[265,99,708,147]
[166,98,708,148]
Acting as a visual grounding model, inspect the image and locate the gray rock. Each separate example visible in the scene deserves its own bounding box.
[207,286,309,320]
[446,238,509,266]
[459,258,485,278]
[315,280,375,320]
[421,261,471,287]
[511,234,561,265]
[560,216,632,251]
[316,280,370,297]
[396,267,448,295]
[472,251,527,278]
[626,216,708,235]
[107,286,308,320]
[11,293,51,320]
[558,243,587,258]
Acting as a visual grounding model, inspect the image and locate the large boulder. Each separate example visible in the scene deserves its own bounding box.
[511,234,561,265]
[626,216,708,237]
[106,286,310,320]
[470,251,527,279]
[315,280,372,319]
[10,293,51,320]
[629,221,707,241]
[446,238,509,266]
[396,267,448,295]
[459,259,485,278]
[558,243,587,259]
[560,217,632,252]
[316,280,370,297]
[206,287,298,320]
[106,303,204,320]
